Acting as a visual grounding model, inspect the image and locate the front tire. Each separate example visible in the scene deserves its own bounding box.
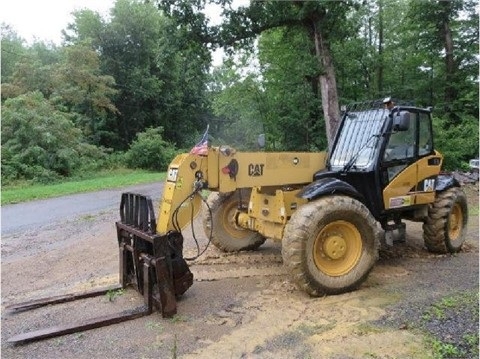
[423,187,468,253]
[282,196,380,297]
[203,189,266,252]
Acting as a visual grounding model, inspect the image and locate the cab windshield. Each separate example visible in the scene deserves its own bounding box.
[330,109,387,171]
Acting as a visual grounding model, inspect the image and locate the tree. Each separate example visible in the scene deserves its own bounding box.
[2,92,106,183]
[217,0,357,148]
[407,0,479,117]
[376,0,384,95]
[62,8,105,49]
[1,24,27,84]
[1,36,119,146]
[257,27,326,150]
[51,42,119,145]
[209,57,267,150]
[2,0,477,178]
[157,0,356,147]
[67,0,212,149]
[1,39,61,100]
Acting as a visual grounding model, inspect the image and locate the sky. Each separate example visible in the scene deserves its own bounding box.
[1,0,115,44]
[0,0,234,45]
[0,0,243,66]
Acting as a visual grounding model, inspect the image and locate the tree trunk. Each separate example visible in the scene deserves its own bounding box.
[442,7,456,106]
[377,0,384,96]
[312,21,340,150]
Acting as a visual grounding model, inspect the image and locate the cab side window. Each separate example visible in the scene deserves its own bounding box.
[418,112,433,157]
[383,112,416,161]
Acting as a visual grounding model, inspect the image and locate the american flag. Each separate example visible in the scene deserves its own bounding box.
[190,125,209,156]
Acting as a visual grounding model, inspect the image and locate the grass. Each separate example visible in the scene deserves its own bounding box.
[429,337,463,359]
[146,321,164,332]
[169,314,188,323]
[422,291,478,322]
[1,169,166,205]
[353,323,384,336]
[469,205,479,216]
[421,291,479,359]
[106,288,125,302]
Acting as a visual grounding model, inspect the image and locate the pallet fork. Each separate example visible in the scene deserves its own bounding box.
[7,193,193,344]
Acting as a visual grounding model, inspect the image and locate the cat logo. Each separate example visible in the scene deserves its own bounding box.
[248,163,264,176]
[423,178,435,192]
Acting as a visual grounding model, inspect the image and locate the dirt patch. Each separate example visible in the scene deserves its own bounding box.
[1,185,478,359]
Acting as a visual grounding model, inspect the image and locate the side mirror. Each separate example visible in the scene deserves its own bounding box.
[393,111,410,131]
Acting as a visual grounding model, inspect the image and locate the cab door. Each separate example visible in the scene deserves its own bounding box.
[381,110,441,210]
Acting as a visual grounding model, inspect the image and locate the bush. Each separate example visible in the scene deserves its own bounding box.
[1,149,62,184]
[71,151,127,179]
[1,91,108,183]
[433,114,479,170]
[71,146,122,177]
[125,127,177,171]
[98,151,127,170]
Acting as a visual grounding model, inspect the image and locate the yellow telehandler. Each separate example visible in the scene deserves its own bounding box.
[8,100,468,343]
[114,99,468,313]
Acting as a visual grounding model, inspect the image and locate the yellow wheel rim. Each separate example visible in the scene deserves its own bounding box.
[221,200,248,239]
[313,220,362,277]
[448,203,463,240]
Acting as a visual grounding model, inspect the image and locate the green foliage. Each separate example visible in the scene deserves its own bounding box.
[51,42,119,145]
[2,0,478,180]
[427,333,479,359]
[1,92,107,184]
[125,127,177,171]
[219,0,354,146]
[1,39,63,100]
[1,24,27,84]
[71,151,127,179]
[65,0,211,150]
[405,0,479,114]
[421,291,479,359]
[1,33,118,149]
[106,288,125,302]
[209,57,266,150]
[433,114,479,170]
[63,8,105,46]
[258,27,327,151]
[430,338,462,359]
[210,25,329,151]
[463,333,479,356]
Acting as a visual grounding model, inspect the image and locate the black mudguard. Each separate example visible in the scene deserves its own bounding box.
[436,173,460,192]
[298,177,364,202]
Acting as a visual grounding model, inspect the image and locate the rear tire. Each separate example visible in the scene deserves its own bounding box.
[203,189,266,252]
[423,187,468,253]
[282,196,380,297]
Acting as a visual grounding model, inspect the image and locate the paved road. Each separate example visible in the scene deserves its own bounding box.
[1,183,163,235]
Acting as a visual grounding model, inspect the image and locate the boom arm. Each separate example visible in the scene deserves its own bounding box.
[156,152,207,234]
[156,146,327,234]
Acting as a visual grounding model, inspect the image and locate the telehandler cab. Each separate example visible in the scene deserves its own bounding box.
[8,100,468,344]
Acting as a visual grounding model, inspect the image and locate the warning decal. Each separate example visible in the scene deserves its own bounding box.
[389,196,412,208]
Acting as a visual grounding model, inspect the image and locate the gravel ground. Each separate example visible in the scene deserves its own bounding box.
[374,184,479,359]
[1,184,478,359]
[375,252,479,359]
